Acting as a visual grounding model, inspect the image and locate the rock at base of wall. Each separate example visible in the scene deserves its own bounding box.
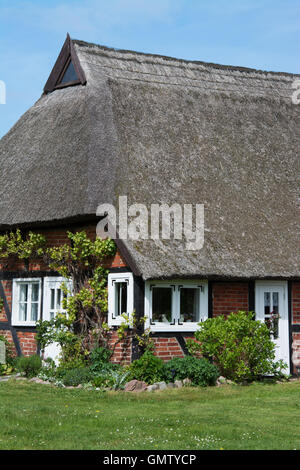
[124,380,148,392]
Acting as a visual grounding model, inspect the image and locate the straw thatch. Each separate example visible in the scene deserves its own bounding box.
[0,38,299,279]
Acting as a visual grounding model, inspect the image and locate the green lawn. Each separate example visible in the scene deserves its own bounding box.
[0,379,300,450]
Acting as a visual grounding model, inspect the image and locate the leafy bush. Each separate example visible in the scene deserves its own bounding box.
[16,354,42,378]
[62,367,94,387]
[164,356,219,386]
[89,347,113,373]
[187,311,287,383]
[127,351,165,384]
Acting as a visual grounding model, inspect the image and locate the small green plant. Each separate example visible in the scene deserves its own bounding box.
[127,351,166,384]
[16,354,42,378]
[62,368,94,387]
[93,369,130,390]
[187,311,287,383]
[164,356,219,386]
[89,347,113,373]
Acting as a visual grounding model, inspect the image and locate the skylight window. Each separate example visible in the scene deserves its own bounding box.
[59,60,79,85]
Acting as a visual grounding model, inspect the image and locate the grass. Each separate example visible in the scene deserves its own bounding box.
[0,379,300,450]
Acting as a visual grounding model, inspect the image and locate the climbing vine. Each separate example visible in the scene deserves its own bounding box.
[0,229,151,364]
[0,229,46,265]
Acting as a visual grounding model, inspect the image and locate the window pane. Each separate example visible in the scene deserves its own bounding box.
[60,61,78,84]
[19,303,27,322]
[56,289,62,309]
[31,303,38,322]
[115,282,128,316]
[152,287,172,323]
[31,284,39,302]
[273,292,279,314]
[50,311,55,320]
[50,289,55,310]
[264,292,270,316]
[19,284,28,302]
[180,288,199,323]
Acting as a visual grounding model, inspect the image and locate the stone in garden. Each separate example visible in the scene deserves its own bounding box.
[226,379,234,385]
[183,378,192,386]
[147,384,158,392]
[124,380,148,392]
[157,381,167,390]
[218,376,227,384]
[167,383,175,388]
[174,380,183,388]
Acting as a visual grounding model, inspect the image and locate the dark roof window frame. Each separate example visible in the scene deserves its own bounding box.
[44,34,86,93]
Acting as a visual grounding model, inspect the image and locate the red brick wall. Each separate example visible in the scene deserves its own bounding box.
[292,282,300,324]
[17,332,37,357]
[292,332,300,374]
[212,282,249,317]
[0,330,17,356]
[152,337,184,361]
[0,280,12,322]
[108,330,132,365]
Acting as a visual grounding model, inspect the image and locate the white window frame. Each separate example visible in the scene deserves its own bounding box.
[12,278,42,326]
[108,272,134,327]
[145,280,208,332]
[43,277,72,321]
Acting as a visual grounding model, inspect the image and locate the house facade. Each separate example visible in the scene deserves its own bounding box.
[0,36,299,373]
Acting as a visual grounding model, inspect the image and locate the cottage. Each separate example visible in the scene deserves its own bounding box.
[0,35,299,372]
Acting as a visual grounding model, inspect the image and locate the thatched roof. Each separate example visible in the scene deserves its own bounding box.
[0,37,299,280]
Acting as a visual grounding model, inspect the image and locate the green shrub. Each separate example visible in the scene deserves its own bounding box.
[62,368,93,387]
[164,356,219,386]
[187,311,287,383]
[55,357,88,379]
[127,351,165,384]
[89,347,113,373]
[16,354,42,378]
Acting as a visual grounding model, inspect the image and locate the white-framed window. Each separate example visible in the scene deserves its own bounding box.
[12,278,42,326]
[145,280,208,332]
[108,272,134,326]
[43,277,72,321]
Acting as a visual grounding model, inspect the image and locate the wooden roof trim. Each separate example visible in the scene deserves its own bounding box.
[44,34,86,93]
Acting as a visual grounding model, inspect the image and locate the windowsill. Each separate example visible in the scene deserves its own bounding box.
[150,323,200,333]
[11,321,38,327]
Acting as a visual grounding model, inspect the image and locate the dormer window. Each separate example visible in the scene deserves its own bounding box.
[44,34,86,94]
[55,58,80,89]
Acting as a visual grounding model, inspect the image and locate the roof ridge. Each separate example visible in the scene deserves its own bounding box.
[72,38,299,78]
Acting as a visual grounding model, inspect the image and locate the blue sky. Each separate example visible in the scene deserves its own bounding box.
[0,0,299,138]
